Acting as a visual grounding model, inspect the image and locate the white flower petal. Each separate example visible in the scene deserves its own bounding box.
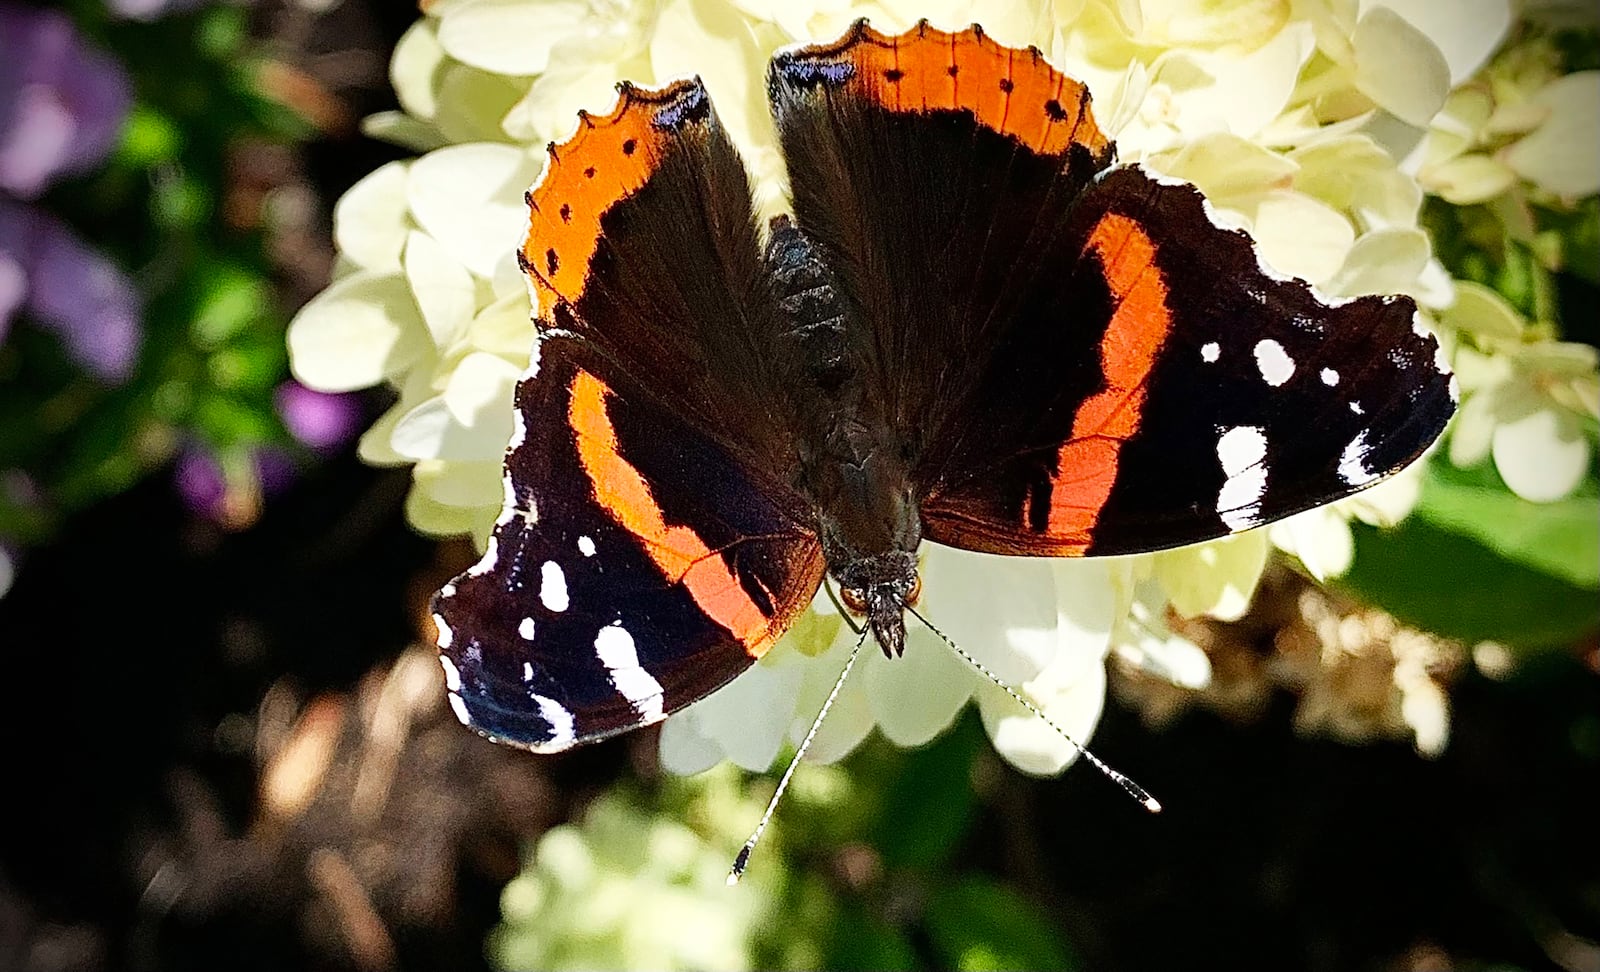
[789,622,877,764]
[1365,0,1512,85]
[503,58,641,144]
[1442,280,1524,340]
[657,714,725,776]
[1151,132,1299,202]
[358,365,438,466]
[1492,406,1591,502]
[469,291,538,360]
[1153,531,1269,621]
[1447,382,1500,467]
[390,19,445,121]
[1163,22,1316,140]
[407,466,501,540]
[334,161,412,272]
[1115,593,1212,688]
[1269,506,1354,580]
[680,658,805,772]
[359,112,448,153]
[434,64,534,145]
[287,271,428,392]
[650,0,768,153]
[1352,6,1451,127]
[976,656,1107,776]
[436,0,584,76]
[1245,189,1356,284]
[867,624,976,747]
[1421,153,1516,205]
[392,352,521,460]
[404,230,478,349]
[407,143,542,278]
[1289,134,1422,226]
[1504,71,1600,198]
[421,458,504,509]
[1327,227,1431,298]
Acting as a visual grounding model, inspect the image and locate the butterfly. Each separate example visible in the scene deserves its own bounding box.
[430,19,1456,756]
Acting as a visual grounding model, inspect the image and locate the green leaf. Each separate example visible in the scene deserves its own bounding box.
[1339,516,1599,651]
[191,264,270,346]
[828,909,918,972]
[871,711,983,870]
[926,876,1078,972]
[1413,460,1599,588]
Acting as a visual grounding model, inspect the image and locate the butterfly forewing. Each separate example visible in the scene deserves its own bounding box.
[434,80,827,751]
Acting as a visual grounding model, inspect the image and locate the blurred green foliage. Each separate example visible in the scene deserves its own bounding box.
[0,2,313,545]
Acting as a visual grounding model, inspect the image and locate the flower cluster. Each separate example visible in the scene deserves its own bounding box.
[492,765,824,970]
[287,0,1593,776]
[1113,567,1464,757]
[0,3,140,382]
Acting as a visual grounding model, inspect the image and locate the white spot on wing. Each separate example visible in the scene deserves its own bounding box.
[448,692,471,726]
[518,616,537,641]
[509,406,527,449]
[501,475,518,520]
[1350,400,1364,415]
[433,614,454,650]
[1201,341,1220,363]
[577,535,596,557]
[531,693,576,748]
[523,661,534,682]
[539,561,568,612]
[1338,430,1377,486]
[1254,339,1295,386]
[439,655,462,691]
[1216,426,1269,531]
[466,537,500,577]
[594,623,664,722]
[1321,367,1339,386]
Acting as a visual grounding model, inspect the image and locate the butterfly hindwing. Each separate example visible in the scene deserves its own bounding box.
[433,337,825,750]
[919,165,1458,555]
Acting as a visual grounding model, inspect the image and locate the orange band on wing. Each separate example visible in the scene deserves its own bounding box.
[792,21,1112,159]
[523,80,702,316]
[568,370,774,656]
[1043,214,1173,538]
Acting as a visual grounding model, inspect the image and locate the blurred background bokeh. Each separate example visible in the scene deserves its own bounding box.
[1,1,1596,970]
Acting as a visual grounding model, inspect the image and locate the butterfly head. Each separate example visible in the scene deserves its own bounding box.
[834,551,920,658]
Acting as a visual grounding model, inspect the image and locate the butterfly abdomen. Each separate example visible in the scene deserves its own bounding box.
[767,215,851,393]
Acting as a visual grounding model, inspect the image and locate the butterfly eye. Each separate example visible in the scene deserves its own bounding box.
[839,586,868,615]
[905,572,923,608]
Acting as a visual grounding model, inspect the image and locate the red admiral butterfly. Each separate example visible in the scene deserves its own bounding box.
[431,20,1454,773]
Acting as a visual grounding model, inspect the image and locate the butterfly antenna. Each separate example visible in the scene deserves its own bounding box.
[728,623,872,886]
[906,604,1161,814]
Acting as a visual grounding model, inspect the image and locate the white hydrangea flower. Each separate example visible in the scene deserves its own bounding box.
[662,548,1135,777]
[1442,282,1599,503]
[1410,29,1600,205]
[286,0,1529,779]
[493,765,807,970]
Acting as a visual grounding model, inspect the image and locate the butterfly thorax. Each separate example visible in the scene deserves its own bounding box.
[768,216,920,656]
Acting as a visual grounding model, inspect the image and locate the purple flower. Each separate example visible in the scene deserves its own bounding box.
[175,445,300,526]
[275,381,363,453]
[0,196,142,382]
[175,446,227,519]
[0,3,132,198]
